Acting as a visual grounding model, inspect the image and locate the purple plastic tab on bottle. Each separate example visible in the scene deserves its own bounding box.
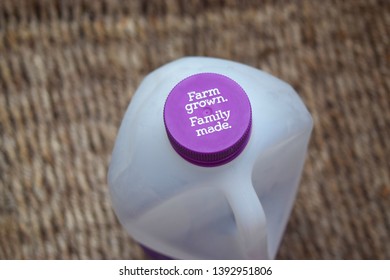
[164,73,252,167]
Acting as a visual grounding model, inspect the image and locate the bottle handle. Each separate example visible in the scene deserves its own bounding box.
[221,176,268,259]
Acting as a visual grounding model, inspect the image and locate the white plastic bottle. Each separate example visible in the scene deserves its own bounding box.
[108,57,313,259]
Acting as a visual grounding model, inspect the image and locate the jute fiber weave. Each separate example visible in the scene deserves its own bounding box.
[0,0,389,259]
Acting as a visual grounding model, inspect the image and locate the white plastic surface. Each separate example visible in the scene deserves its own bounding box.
[108,57,313,259]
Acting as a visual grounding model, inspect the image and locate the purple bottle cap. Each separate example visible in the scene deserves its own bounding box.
[164,73,252,167]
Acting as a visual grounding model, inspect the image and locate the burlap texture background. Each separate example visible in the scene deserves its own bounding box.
[1,0,389,259]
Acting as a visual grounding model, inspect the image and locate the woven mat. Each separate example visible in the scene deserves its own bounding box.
[1,0,389,259]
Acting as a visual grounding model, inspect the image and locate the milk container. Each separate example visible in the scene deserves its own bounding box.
[108,57,313,259]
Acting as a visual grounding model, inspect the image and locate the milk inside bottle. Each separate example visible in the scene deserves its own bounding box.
[108,57,313,259]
